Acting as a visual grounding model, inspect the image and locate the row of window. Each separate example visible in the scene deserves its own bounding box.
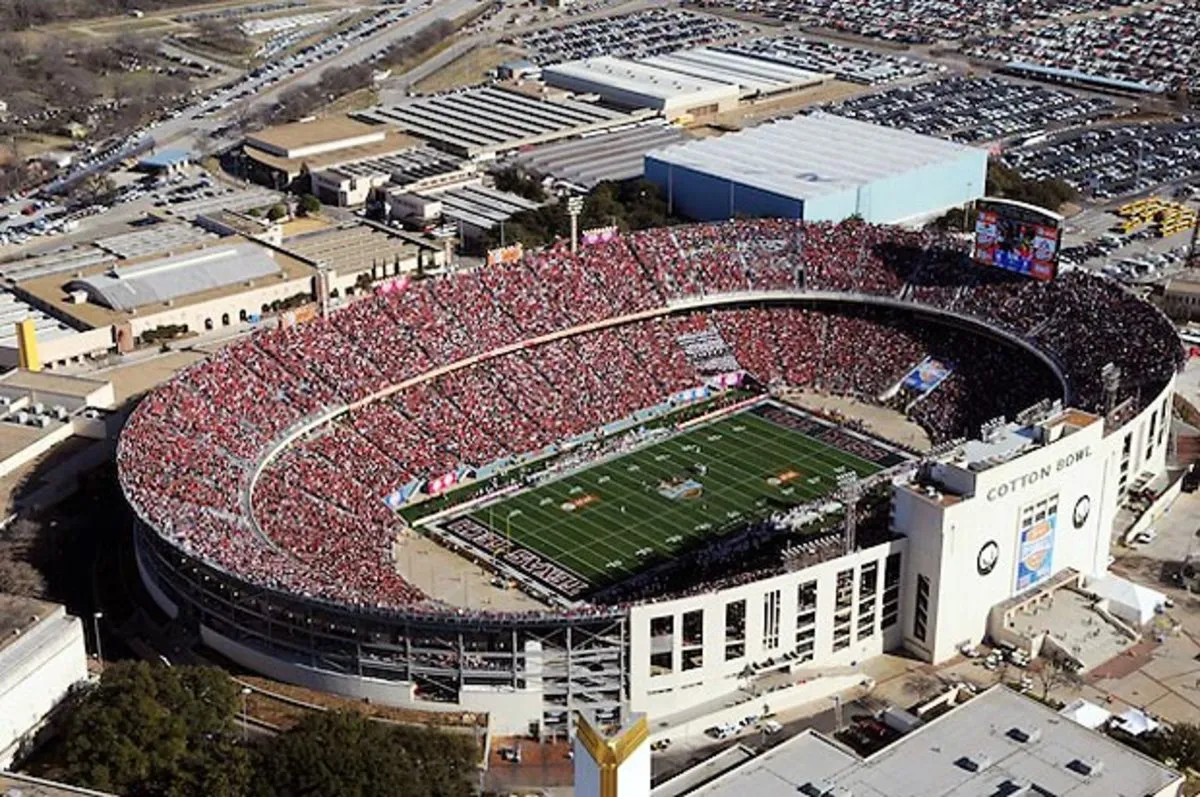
[649,553,902,676]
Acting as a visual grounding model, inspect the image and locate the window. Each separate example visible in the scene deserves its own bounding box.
[650,615,674,676]
[882,552,901,630]
[682,610,703,671]
[857,562,878,640]
[836,569,854,611]
[796,580,817,628]
[859,562,878,598]
[725,600,746,661]
[914,574,930,642]
[763,590,781,650]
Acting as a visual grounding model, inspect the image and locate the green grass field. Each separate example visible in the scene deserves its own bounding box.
[459,407,884,588]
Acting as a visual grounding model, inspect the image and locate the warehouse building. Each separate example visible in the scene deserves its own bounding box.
[242,116,416,189]
[541,56,741,120]
[93,222,218,260]
[310,145,476,207]
[17,238,317,350]
[645,113,987,224]
[513,123,686,190]
[280,222,442,294]
[354,86,651,159]
[431,184,542,246]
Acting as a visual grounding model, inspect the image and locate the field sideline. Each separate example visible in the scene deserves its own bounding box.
[461,405,888,587]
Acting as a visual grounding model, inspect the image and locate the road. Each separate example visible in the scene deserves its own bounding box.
[0,0,476,245]
[150,0,477,153]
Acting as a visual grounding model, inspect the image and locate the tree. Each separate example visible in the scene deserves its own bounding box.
[492,167,546,202]
[0,518,46,597]
[297,194,321,217]
[1033,658,1083,702]
[1147,723,1200,770]
[252,711,476,797]
[51,662,252,797]
[986,162,1077,211]
[266,203,288,221]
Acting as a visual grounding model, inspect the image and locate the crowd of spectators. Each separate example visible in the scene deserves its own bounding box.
[118,217,1182,616]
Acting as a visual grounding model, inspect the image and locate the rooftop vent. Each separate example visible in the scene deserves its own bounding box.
[955,753,991,773]
[1006,726,1041,744]
[1066,757,1104,777]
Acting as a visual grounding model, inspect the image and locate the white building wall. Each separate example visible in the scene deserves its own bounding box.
[896,379,1176,664]
[628,538,905,718]
[128,276,314,338]
[0,607,88,768]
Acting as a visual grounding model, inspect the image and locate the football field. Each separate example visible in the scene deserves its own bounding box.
[453,404,894,589]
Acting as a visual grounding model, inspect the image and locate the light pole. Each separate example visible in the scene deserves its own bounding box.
[568,195,584,254]
[92,611,104,673]
[241,686,252,742]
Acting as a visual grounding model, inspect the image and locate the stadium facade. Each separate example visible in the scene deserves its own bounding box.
[644,113,987,224]
[121,220,1179,737]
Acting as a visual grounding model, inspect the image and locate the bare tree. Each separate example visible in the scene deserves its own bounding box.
[0,556,45,596]
[1034,658,1083,702]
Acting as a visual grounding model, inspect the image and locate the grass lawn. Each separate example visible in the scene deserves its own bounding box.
[463,406,885,587]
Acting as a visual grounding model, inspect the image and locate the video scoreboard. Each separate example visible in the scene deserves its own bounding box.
[972,198,1064,281]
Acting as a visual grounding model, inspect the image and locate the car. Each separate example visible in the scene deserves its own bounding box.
[761,719,782,735]
[1134,529,1157,545]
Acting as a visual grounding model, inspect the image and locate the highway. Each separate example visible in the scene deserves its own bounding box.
[149,0,478,151]
[0,0,477,243]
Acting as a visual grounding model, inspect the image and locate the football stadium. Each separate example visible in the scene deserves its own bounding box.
[119,218,1182,736]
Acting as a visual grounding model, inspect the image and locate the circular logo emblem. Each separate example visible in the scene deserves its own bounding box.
[1073,495,1091,529]
[978,540,1000,576]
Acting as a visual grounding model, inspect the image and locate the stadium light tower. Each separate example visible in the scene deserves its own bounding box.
[836,471,860,555]
[568,195,584,255]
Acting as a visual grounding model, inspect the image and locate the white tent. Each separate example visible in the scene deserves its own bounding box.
[1114,707,1160,737]
[1058,698,1112,730]
[1086,574,1165,627]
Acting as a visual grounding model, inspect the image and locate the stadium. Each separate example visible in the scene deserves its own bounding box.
[118,218,1183,737]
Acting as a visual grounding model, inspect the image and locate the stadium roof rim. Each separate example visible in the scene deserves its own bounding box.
[223,288,1071,622]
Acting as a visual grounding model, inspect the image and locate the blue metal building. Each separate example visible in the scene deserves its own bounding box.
[644,113,988,224]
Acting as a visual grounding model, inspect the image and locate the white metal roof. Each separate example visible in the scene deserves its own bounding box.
[542,56,737,101]
[66,244,282,311]
[638,47,826,97]
[647,112,986,201]
[686,687,1180,797]
[356,86,637,156]
[515,123,686,188]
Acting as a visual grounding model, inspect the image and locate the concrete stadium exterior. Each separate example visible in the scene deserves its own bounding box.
[127,272,1177,738]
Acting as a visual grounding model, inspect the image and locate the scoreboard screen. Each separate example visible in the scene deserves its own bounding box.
[972,198,1063,281]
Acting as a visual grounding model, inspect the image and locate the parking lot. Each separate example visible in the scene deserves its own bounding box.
[963,2,1200,94]
[722,35,934,85]
[511,8,746,65]
[824,75,1117,143]
[1001,122,1200,199]
[691,0,1132,45]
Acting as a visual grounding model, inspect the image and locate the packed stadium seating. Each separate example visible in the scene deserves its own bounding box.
[119,218,1183,615]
